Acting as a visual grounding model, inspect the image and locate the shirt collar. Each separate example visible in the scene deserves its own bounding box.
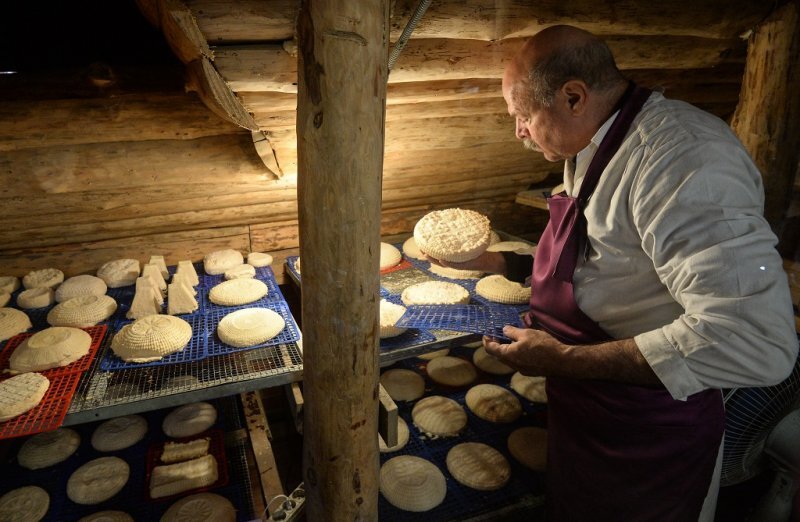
[565,110,620,196]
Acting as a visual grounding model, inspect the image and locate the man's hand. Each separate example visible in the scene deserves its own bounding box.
[423,250,507,275]
[483,325,563,376]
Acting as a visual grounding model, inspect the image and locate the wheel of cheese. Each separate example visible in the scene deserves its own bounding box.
[91,415,148,452]
[223,263,255,280]
[0,292,9,308]
[476,275,530,305]
[417,348,449,360]
[17,428,80,470]
[97,259,140,288]
[162,402,217,438]
[446,442,510,491]
[472,346,514,375]
[217,307,285,347]
[247,252,273,267]
[379,299,407,339]
[428,263,483,280]
[400,280,470,306]
[0,485,49,522]
[16,288,55,309]
[55,275,108,303]
[9,326,92,373]
[380,242,402,270]
[22,268,64,290]
[208,278,268,306]
[401,236,425,261]
[0,276,20,294]
[379,416,411,453]
[379,369,425,402]
[486,241,537,255]
[110,315,192,363]
[510,372,547,403]
[507,426,548,471]
[47,294,117,327]
[411,395,467,437]
[78,511,135,522]
[203,249,243,276]
[67,456,130,505]
[380,456,446,512]
[465,384,522,423]
[0,372,49,422]
[0,308,32,342]
[426,355,477,387]
[413,208,491,262]
[160,492,236,522]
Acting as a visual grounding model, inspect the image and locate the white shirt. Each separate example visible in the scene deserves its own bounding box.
[566,92,798,401]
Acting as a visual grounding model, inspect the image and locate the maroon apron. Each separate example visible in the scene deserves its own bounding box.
[527,83,725,521]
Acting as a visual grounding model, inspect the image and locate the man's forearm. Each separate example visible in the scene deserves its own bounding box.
[560,338,663,388]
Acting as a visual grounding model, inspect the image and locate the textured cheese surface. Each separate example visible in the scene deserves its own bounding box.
[162,402,217,438]
[465,384,522,423]
[91,415,148,452]
[67,456,129,505]
[10,326,92,373]
[425,355,478,387]
[510,372,547,403]
[55,275,108,303]
[0,372,49,422]
[149,454,218,499]
[171,272,197,295]
[47,295,117,328]
[167,283,198,316]
[413,208,491,262]
[507,426,548,471]
[97,259,140,288]
[380,243,402,270]
[208,278,268,306]
[176,261,200,287]
[379,369,425,402]
[446,442,510,491]
[0,292,9,308]
[0,485,50,522]
[247,252,273,268]
[203,249,243,276]
[78,511,135,522]
[111,315,192,363]
[17,288,55,310]
[428,263,483,280]
[0,308,32,341]
[217,307,284,348]
[126,280,161,320]
[148,255,169,279]
[160,493,236,522]
[161,437,211,464]
[0,276,20,294]
[417,348,449,360]
[475,275,530,304]
[401,236,425,261]
[379,300,407,339]
[17,428,80,470]
[380,456,446,512]
[379,417,410,453]
[142,264,167,292]
[486,240,537,255]
[411,395,467,437]
[472,346,514,375]
[400,281,469,306]
[224,263,255,280]
[22,268,64,290]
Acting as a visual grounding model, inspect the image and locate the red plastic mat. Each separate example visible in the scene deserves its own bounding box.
[381,258,413,274]
[0,370,82,440]
[0,324,108,377]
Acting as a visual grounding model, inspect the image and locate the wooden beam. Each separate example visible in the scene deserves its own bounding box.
[297,1,388,519]
[185,58,259,130]
[240,391,286,502]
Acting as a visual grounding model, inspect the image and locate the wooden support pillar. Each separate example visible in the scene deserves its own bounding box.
[296,1,389,520]
[730,0,800,232]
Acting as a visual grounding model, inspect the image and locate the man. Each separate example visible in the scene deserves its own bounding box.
[429,25,798,520]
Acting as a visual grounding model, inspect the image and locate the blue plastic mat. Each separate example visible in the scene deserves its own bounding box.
[203,279,284,314]
[285,256,301,283]
[380,328,437,351]
[205,300,302,357]
[471,292,531,313]
[395,305,524,341]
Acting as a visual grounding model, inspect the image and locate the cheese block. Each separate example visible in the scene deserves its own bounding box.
[55,275,108,303]
[411,395,467,437]
[217,307,285,348]
[379,417,410,453]
[446,442,510,491]
[507,426,548,471]
[97,259,140,288]
[148,255,170,280]
[380,243,402,270]
[22,268,64,290]
[47,295,117,327]
[510,372,547,403]
[465,384,522,423]
[167,282,198,316]
[111,315,192,363]
[161,437,211,463]
[160,493,236,522]
[413,208,491,262]
[9,326,92,373]
[379,299,407,339]
[17,288,56,309]
[172,272,197,296]
[67,456,129,505]
[78,511,135,522]
[380,456,446,512]
[247,252,273,267]
[176,260,200,287]
[0,276,20,294]
[17,428,80,470]
[91,415,148,452]
[127,278,162,320]
[0,485,49,522]
[0,292,9,308]
[149,454,218,499]
[427,263,483,280]
[401,236,425,261]
[472,346,514,375]
[425,355,477,387]
[162,402,217,438]
[379,369,425,402]
[0,308,32,341]
[400,280,469,306]
[0,372,49,421]
[475,275,530,305]
[203,249,243,276]
[224,263,256,280]
[208,278,269,306]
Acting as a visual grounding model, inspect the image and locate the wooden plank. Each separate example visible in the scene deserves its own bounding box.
[158,0,214,63]
[516,189,554,211]
[285,382,304,434]
[377,385,398,448]
[185,58,259,130]
[240,391,286,502]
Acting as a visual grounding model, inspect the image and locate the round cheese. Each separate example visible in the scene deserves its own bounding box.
[9,326,92,373]
[55,275,108,303]
[0,308,32,342]
[507,426,548,471]
[380,243,402,270]
[97,259,140,288]
[465,383,522,423]
[426,355,477,387]
[162,402,217,438]
[0,372,49,422]
[111,315,192,363]
[417,348,449,360]
[217,307,285,347]
[47,295,117,327]
[16,288,55,309]
[411,395,467,437]
[486,241,537,255]
[413,208,491,262]
[208,278,268,306]
[510,372,547,403]
[446,442,510,491]
[223,264,255,280]
[78,511,135,522]
[161,493,236,522]
[400,280,469,306]
[380,456,446,512]
[0,292,9,308]
[401,236,425,261]
[428,263,483,280]
[379,369,425,402]
[22,268,64,290]
[203,249,243,276]
[67,456,130,505]
[91,414,148,452]
[379,299,407,339]
[0,276,20,294]
[17,428,80,470]
[247,252,273,267]
[472,346,514,375]
[379,416,410,453]
[475,274,530,305]
[0,485,49,522]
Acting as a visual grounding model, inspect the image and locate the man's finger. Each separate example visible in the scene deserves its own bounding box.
[502,324,524,340]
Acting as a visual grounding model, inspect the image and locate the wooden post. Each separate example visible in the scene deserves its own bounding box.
[296,1,388,520]
[730,0,800,232]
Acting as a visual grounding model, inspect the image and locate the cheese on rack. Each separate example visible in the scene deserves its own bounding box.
[148,255,169,280]
[379,456,446,512]
[0,276,20,294]
[175,260,200,286]
[379,417,410,453]
[161,437,211,464]
[411,395,467,437]
[167,282,198,316]
[203,249,243,276]
[111,315,192,363]
[162,402,217,438]
[475,274,530,304]
[401,236,425,261]
[472,346,515,375]
[379,299,407,339]
[54,275,107,303]
[413,208,491,262]
[510,372,547,403]
[0,372,49,422]
[0,485,49,522]
[379,369,425,402]
[446,442,511,491]
[172,272,197,296]
[160,493,236,522]
[425,355,478,387]
[427,263,483,280]
[224,263,255,280]
[78,511,134,522]
[507,427,548,471]
[17,428,80,470]
[486,240,537,255]
[22,268,64,290]
[142,264,167,293]
[217,307,284,348]
[0,308,32,341]
[0,292,9,308]
[208,278,269,306]
[417,348,449,360]
[47,295,117,327]
[97,259,140,288]
[247,252,273,267]
[91,414,148,452]
[16,288,55,309]
[400,280,470,306]
[380,242,402,270]
[127,277,162,321]
[67,456,130,505]
[149,454,218,499]
[465,383,522,423]
[9,326,91,373]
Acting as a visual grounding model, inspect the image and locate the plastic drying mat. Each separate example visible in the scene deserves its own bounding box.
[205,300,301,357]
[0,324,108,377]
[99,314,208,371]
[471,293,531,313]
[380,328,437,351]
[0,371,82,440]
[395,305,524,341]
[285,256,301,283]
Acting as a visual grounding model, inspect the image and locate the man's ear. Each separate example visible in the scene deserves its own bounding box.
[561,80,588,115]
